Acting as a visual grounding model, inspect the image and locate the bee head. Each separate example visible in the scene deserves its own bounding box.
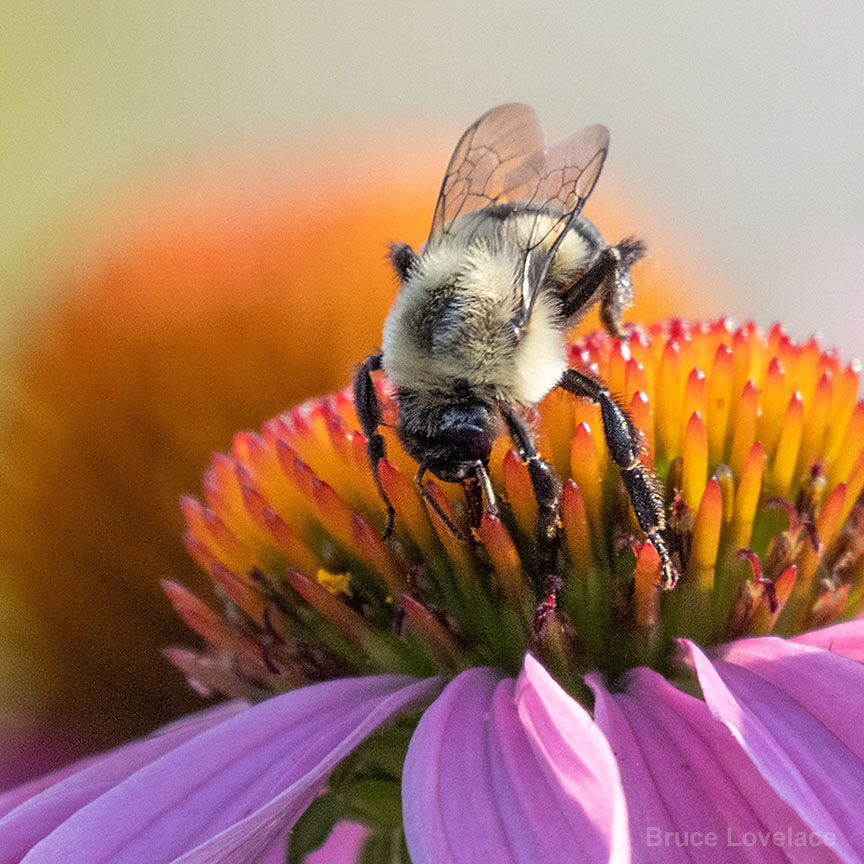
[396,389,496,483]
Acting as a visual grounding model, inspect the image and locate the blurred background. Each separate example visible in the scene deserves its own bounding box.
[1,1,861,785]
[5,2,864,355]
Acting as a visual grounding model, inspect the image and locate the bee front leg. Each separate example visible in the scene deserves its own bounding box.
[561,237,645,339]
[353,353,395,538]
[415,466,470,542]
[462,461,498,529]
[500,406,562,598]
[558,368,678,589]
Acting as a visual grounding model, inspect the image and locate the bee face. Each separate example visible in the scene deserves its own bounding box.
[395,388,496,484]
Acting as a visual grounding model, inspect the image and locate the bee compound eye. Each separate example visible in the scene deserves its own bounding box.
[439,420,493,468]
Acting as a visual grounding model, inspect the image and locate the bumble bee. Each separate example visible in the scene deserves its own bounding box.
[354,104,676,591]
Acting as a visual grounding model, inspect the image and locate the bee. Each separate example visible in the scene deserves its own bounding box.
[354,104,676,592]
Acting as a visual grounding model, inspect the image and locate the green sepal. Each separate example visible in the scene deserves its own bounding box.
[342,778,403,829]
[359,827,411,864]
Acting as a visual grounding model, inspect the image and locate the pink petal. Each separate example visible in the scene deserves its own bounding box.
[258,824,368,864]
[683,637,864,863]
[0,701,249,863]
[588,667,839,863]
[11,675,438,864]
[403,655,629,864]
[263,824,367,864]
[792,618,864,663]
[304,821,368,863]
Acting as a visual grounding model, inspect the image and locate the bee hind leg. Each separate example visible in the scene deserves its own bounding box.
[561,237,646,339]
[353,352,396,538]
[500,406,562,599]
[599,237,645,339]
[558,368,678,589]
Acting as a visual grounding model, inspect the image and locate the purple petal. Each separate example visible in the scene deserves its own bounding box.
[0,701,249,862]
[11,675,437,864]
[0,725,80,796]
[0,749,100,820]
[260,834,290,864]
[683,637,864,864]
[588,667,839,863]
[403,655,628,864]
[792,618,864,663]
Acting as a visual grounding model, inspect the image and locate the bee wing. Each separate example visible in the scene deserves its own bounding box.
[428,103,545,243]
[514,124,610,325]
[522,124,609,219]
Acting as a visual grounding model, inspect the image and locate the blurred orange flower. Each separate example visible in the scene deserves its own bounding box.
[0,133,718,779]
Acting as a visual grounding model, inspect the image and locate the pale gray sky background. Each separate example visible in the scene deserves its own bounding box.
[2,1,863,357]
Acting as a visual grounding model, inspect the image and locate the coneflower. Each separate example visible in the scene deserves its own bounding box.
[3,318,861,863]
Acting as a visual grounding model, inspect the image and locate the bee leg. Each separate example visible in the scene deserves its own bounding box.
[500,406,562,598]
[474,462,498,517]
[599,238,645,339]
[462,461,498,529]
[561,237,645,340]
[353,353,396,539]
[415,466,470,542]
[389,242,420,280]
[558,368,678,589]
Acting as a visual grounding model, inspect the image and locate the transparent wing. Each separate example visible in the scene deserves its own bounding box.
[428,107,610,330]
[428,103,545,243]
[512,123,610,325]
[522,124,609,217]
